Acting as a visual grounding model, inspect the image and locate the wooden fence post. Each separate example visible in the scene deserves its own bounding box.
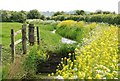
[28,24,35,46]
[22,24,27,54]
[36,26,40,45]
[11,29,15,63]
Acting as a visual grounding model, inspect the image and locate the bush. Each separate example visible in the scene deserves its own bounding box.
[27,9,41,19]
[1,10,27,23]
[51,14,120,25]
[23,46,46,77]
[56,20,97,43]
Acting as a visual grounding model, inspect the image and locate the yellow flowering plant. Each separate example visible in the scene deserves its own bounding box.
[55,24,119,79]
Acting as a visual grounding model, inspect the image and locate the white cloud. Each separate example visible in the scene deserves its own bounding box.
[0,0,119,13]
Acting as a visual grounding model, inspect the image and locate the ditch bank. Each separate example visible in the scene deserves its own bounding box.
[23,29,77,79]
[36,30,77,74]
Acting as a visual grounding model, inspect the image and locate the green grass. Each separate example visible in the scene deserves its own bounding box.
[2,22,23,79]
[23,23,77,79]
[40,29,62,53]
[37,24,56,31]
[38,24,77,56]
[56,21,97,43]
[2,22,77,79]
[2,22,22,65]
[2,22,22,46]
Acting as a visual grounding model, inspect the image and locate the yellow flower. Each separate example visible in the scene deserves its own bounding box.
[48,74,50,76]
[95,74,101,79]
[88,76,92,79]
[78,72,83,78]
[51,73,54,76]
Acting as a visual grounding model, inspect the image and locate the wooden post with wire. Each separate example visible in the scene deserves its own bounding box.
[11,29,15,63]
[22,24,27,54]
[28,24,35,46]
[36,26,40,45]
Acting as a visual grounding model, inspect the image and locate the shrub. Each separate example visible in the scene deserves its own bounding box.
[51,14,120,25]
[27,9,41,19]
[57,20,76,28]
[56,20,97,43]
[23,46,46,77]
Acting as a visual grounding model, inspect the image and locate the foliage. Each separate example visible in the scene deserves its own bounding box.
[26,19,58,26]
[2,22,78,79]
[1,10,11,22]
[51,14,120,25]
[54,25,119,79]
[23,46,47,77]
[27,9,41,19]
[57,20,76,28]
[38,24,56,31]
[56,20,97,43]
[26,19,43,24]
[75,10,85,15]
[1,10,27,23]
[56,44,77,57]
[53,11,65,16]
[0,10,45,22]
[10,11,27,22]
[40,15,46,20]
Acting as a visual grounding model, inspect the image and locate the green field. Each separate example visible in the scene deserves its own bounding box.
[2,22,22,65]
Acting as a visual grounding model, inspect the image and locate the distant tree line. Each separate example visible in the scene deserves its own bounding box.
[51,10,120,25]
[0,9,45,23]
[1,9,119,25]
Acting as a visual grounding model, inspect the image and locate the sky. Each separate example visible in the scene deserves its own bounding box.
[0,0,119,13]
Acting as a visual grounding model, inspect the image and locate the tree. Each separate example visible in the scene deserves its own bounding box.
[10,11,27,22]
[18,11,27,22]
[1,10,11,22]
[27,9,41,19]
[95,10,102,14]
[40,15,46,20]
[46,17,50,20]
[53,11,64,16]
[76,10,85,15]
[103,11,111,14]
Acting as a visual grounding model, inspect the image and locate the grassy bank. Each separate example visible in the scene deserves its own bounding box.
[56,20,97,43]
[2,22,77,79]
[55,23,119,79]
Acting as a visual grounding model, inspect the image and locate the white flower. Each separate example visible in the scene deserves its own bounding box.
[73,75,78,79]
[73,68,78,71]
[117,63,120,66]
[114,78,118,79]
[56,75,64,80]
[106,68,110,72]
[94,67,97,69]
[96,70,102,73]
[112,60,116,62]
[103,77,106,79]
[113,71,117,74]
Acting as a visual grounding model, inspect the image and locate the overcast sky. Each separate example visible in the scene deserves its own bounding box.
[0,0,119,13]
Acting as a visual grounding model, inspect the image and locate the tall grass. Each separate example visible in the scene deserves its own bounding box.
[56,20,97,43]
[23,45,47,79]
